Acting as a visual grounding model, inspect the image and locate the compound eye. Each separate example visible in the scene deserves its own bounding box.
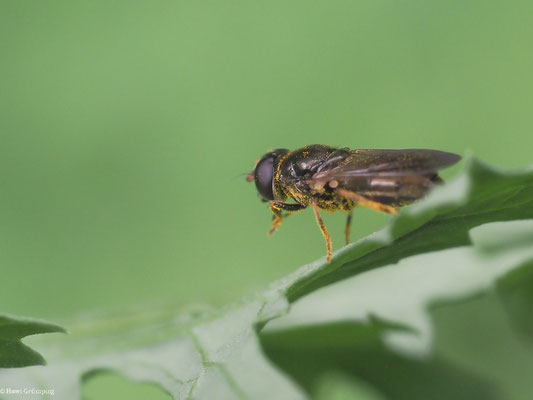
[254,154,275,201]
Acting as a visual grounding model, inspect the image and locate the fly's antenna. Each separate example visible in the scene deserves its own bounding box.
[231,172,254,182]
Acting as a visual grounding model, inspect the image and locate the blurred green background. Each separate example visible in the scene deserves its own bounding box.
[1,0,532,322]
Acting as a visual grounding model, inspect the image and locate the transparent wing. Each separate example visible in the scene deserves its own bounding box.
[310,149,461,181]
[307,149,461,206]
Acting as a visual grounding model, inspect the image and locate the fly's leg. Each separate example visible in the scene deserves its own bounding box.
[269,205,283,236]
[345,210,353,245]
[268,201,306,236]
[311,201,333,263]
[337,188,398,215]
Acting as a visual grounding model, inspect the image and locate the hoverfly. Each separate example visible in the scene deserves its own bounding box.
[246,145,461,263]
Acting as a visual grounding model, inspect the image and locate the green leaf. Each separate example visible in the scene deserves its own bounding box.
[496,259,533,341]
[262,219,533,400]
[313,371,387,400]
[432,287,533,400]
[1,158,532,399]
[0,314,65,368]
[261,321,499,400]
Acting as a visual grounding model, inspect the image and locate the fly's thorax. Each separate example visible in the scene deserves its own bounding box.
[285,145,338,173]
[274,145,347,206]
[308,194,353,212]
[277,146,335,185]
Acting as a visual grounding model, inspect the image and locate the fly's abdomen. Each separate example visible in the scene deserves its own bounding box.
[342,174,440,206]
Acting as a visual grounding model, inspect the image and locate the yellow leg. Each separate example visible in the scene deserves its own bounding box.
[268,201,306,236]
[337,189,398,215]
[268,203,283,236]
[345,210,353,245]
[312,201,332,263]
